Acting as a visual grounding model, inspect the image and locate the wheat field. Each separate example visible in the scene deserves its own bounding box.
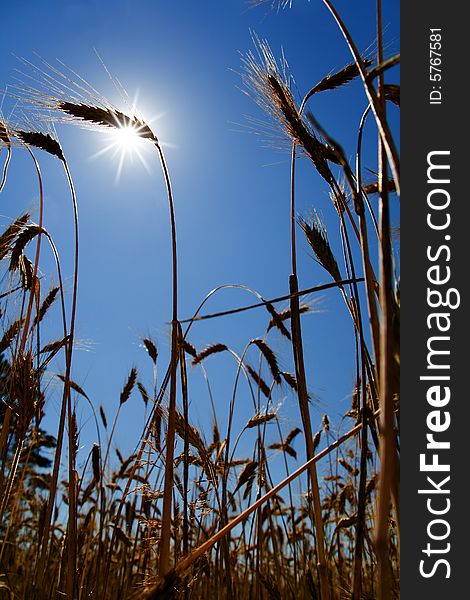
[0,1,399,598]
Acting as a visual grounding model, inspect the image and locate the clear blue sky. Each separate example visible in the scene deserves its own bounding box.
[0,1,399,469]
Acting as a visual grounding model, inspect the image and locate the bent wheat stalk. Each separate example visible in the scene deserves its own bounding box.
[318,0,400,195]
[24,83,181,581]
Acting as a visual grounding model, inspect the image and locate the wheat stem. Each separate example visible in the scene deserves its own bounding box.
[319,0,400,195]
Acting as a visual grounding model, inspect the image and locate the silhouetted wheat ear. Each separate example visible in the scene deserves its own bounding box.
[285,427,302,446]
[267,75,336,182]
[246,412,276,428]
[182,339,197,358]
[252,338,281,383]
[313,430,322,453]
[0,318,25,353]
[33,286,59,327]
[267,304,309,333]
[91,443,101,483]
[234,461,258,494]
[306,59,373,97]
[242,37,337,182]
[0,213,30,261]
[142,338,158,364]
[99,405,108,429]
[246,364,271,398]
[57,374,89,400]
[338,458,358,476]
[19,254,34,290]
[363,179,397,195]
[14,130,64,161]
[9,224,43,272]
[269,441,297,459]
[280,371,298,392]
[298,213,342,283]
[192,343,228,365]
[264,301,291,339]
[120,367,137,404]
[137,381,150,406]
[212,422,220,445]
[40,338,67,356]
[173,410,206,455]
[57,101,155,139]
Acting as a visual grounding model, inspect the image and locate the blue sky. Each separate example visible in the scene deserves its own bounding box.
[0,1,399,471]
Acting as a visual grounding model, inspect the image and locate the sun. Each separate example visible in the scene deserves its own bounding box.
[89,94,172,182]
[91,121,151,182]
[112,124,144,152]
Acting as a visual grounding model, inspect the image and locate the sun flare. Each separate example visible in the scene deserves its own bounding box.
[91,122,151,181]
[112,124,144,152]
